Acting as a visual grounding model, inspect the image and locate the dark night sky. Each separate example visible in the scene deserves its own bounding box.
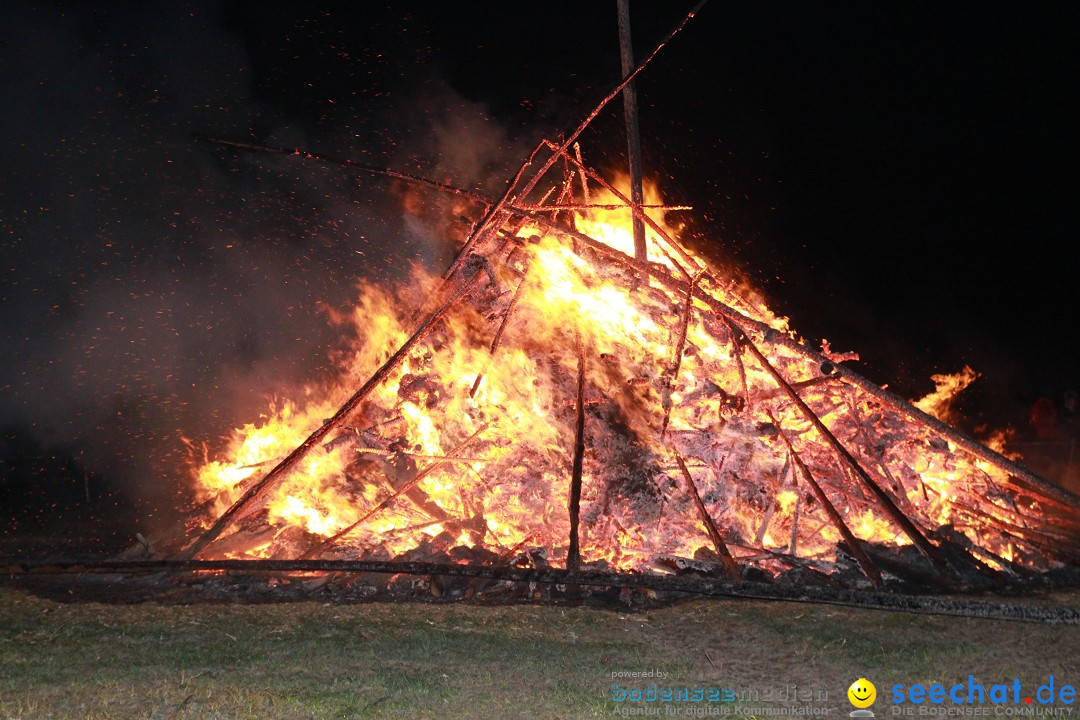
[2,1,1078,526]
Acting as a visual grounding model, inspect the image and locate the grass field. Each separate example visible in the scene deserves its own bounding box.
[0,584,1076,719]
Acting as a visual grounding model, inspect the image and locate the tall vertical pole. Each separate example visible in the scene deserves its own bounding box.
[617,0,648,267]
[567,336,587,572]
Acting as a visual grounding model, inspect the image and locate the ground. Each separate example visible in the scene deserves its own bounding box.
[0,584,1076,720]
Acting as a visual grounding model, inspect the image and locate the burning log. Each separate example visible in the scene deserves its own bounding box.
[672,451,740,579]
[13,559,1080,625]
[567,339,588,572]
[515,202,689,212]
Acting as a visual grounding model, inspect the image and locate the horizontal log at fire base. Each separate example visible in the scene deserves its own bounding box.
[7,558,1079,625]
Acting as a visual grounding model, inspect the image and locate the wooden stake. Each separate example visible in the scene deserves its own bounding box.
[567,337,587,572]
[617,0,648,267]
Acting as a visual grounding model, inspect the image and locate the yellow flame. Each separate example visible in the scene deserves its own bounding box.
[186,175,1023,571]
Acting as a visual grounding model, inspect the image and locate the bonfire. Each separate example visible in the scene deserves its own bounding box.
[171,5,1078,598]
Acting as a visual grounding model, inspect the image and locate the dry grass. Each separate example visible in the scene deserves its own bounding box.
[0,584,1076,719]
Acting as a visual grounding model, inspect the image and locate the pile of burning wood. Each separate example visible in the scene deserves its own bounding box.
[166,142,1079,597]
[159,7,1080,603]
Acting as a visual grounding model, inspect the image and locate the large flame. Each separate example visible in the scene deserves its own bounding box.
[187,176,1049,577]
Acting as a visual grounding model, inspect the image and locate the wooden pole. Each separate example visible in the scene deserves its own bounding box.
[17,559,1080,624]
[567,337,588,571]
[617,0,648,267]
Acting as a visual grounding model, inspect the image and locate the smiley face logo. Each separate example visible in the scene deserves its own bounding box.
[848,678,877,709]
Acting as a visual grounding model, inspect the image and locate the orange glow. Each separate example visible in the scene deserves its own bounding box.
[186,173,1048,575]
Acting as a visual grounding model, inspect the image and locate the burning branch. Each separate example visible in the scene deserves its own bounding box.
[179,271,483,561]
[301,424,489,559]
[470,270,530,398]
[768,412,883,588]
[661,269,704,438]
[673,451,740,579]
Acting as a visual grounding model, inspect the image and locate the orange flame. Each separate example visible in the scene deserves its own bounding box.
[186,176,1045,575]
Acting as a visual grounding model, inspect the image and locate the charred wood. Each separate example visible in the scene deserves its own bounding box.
[12,558,1080,625]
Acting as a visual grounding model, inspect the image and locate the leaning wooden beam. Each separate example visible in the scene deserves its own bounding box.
[13,559,1080,625]
[731,321,956,583]
[727,317,751,409]
[178,273,481,561]
[573,142,591,204]
[768,413,883,589]
[567,338,588,572]
[441,142,547,283]
[673,451,740,580]
[194,134,493,205]
[196,136,694,221]
[923,489,1080,557]
[555,150,579,228]
[661,270,702,437]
